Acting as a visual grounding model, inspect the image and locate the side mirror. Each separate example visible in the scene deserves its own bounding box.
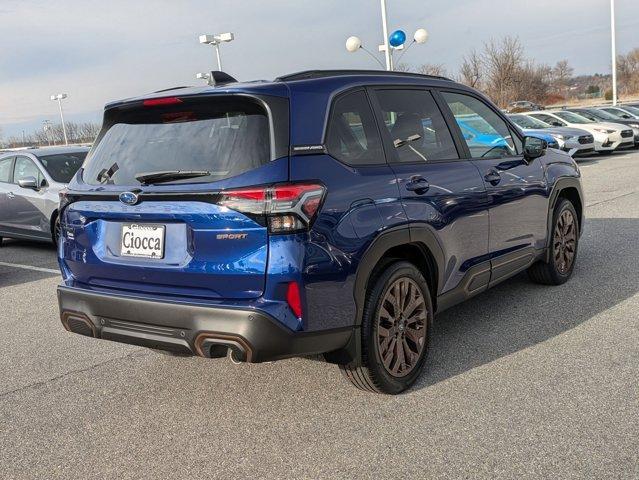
[18,176,39,190]
[523,136,547,161]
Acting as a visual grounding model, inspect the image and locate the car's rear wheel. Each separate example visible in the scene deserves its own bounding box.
[52,214,61,248]
[528,198,579,285]
[339,261,433,394]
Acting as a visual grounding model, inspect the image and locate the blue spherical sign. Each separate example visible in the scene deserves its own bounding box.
[389,30,407,47]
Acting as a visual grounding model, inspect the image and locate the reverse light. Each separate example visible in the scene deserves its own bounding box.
[143,97,183,107]
[218,183,326,234]
[286,281,303,319]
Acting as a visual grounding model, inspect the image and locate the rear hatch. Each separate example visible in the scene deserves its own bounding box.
[60,92,289,300]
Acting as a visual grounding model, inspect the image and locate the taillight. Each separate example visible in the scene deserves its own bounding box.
[142,97,183,107]
[286,281,303,319]
[218,183,326,234]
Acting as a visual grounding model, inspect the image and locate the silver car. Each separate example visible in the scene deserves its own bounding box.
[508,114,595,156]
[0,146,89,246]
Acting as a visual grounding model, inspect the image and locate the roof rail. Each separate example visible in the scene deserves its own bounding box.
[276,69,453,82]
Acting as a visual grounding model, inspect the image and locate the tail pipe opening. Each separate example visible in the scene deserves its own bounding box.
[194,333,251,362]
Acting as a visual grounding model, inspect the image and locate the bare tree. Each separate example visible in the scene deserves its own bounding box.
[393,62,412,73]
[482,36,524,107]
[459,49,483,88]
[78,122,101,142]
[552,60,574,86]
[417,63,447,77]
[618,48,639,94]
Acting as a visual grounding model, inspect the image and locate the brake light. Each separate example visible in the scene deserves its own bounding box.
[218,183,326,233]
[286,281,303,319]
[143,97,183,107]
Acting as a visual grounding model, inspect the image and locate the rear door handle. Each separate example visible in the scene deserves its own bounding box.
[484,169,501,185]
[7,192,15,199]
[405,176,430,194]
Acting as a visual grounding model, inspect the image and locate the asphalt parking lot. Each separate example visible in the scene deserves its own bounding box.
[1,151,638,479]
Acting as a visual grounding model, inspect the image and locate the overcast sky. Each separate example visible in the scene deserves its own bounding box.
[1,0,638,137]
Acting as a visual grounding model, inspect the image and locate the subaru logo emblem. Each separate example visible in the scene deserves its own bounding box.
[119,191,139,205]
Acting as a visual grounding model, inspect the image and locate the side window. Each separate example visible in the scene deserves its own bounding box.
[535,113,565,126]
[14,157,45,186]
[374,89,459,163]
[0,157,13,183]
[442,92,521,159]
[326,90,385,165]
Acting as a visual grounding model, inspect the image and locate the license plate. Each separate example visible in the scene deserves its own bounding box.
[120,224,165,259]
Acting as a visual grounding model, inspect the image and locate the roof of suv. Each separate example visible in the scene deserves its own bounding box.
[105,69,462,110]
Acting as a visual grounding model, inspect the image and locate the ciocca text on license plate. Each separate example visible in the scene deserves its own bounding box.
[121,224,165,259]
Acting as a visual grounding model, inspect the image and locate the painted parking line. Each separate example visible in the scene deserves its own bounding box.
[0,261,60,275]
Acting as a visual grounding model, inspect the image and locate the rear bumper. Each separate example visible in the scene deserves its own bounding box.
[57,286,351,362]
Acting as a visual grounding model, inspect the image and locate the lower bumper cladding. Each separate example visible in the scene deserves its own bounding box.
[57,286,351,363]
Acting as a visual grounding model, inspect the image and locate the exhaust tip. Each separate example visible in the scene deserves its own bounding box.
[194,333,250,362]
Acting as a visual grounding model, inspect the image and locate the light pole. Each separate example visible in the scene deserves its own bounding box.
[346,2,428,72]
[380,0,392,71]
[610,0,617,105]
[50,93,68,145]
[199,32,234,70]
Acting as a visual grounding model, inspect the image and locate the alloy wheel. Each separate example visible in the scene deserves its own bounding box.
[377,277,427,378]
[553,209,577,274]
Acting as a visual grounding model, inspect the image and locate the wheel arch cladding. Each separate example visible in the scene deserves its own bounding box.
[354,228,442,327]
[556,187,583,230]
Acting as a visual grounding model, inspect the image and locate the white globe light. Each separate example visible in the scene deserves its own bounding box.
[414,28,429,44]
[345,36,362,53]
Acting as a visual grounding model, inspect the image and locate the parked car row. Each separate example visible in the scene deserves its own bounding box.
[509,104,639,156]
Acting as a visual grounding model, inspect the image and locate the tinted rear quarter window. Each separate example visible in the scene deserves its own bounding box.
[83,96,271,186]
[326,90,385,165]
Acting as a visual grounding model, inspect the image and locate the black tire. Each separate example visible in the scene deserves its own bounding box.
[52,213,61,248]
[0,236,3,247]
[339,261,433,394]
[528,198,579,285]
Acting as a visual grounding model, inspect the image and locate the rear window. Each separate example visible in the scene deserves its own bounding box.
[83,96,272,186]
[39,152,87,183]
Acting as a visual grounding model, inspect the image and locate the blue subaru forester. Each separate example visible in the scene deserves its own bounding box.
[57,70,583,394]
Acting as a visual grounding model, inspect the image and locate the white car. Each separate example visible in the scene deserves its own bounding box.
[528,110,635,153]
[509,114,595,156]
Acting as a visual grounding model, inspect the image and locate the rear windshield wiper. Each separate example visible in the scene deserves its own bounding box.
[134,170,211,185]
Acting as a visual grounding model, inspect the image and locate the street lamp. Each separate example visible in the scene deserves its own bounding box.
[345,1,428,71]
[610,0,617,105]
[199,32,234,71]
[50,93,68,145]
